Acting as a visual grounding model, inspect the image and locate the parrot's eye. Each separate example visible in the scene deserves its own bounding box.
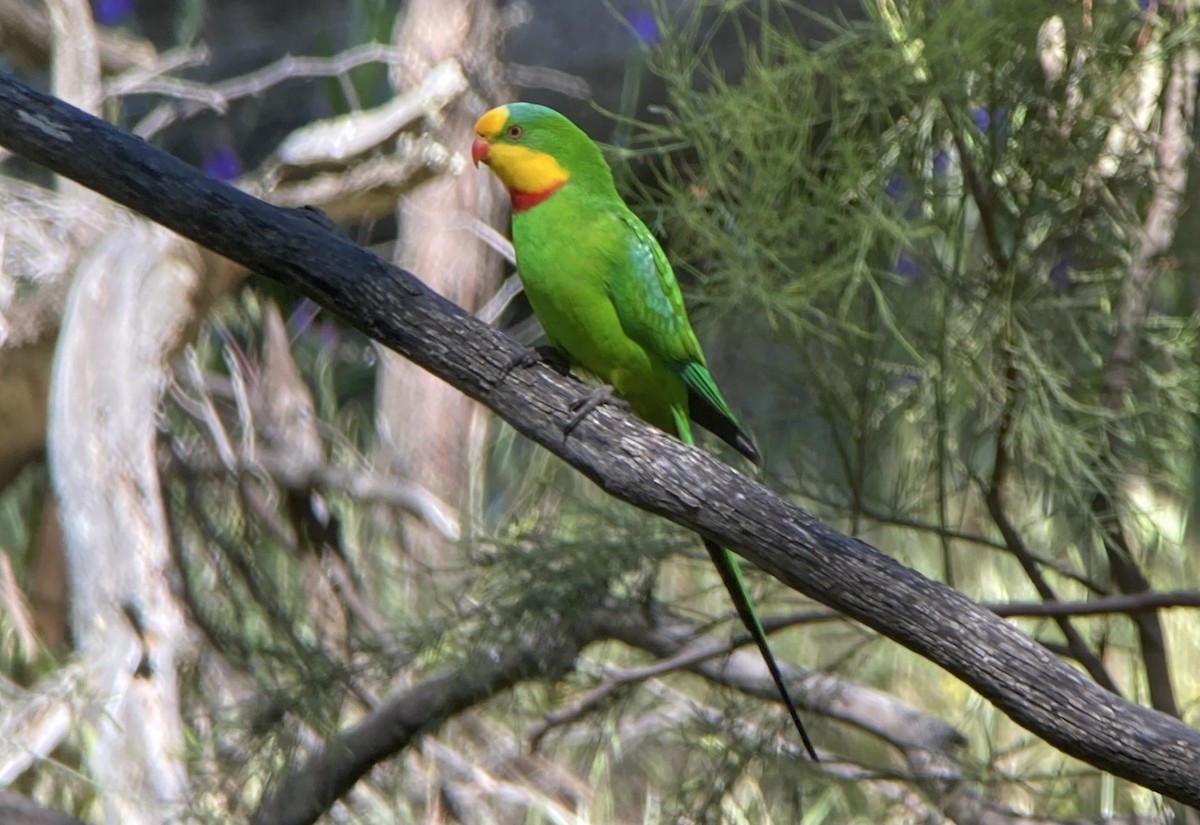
[506,124,523,140]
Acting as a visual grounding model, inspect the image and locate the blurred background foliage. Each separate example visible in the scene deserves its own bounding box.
[0,0,1198,823]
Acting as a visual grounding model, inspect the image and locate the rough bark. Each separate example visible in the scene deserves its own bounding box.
[0,71,1198,807]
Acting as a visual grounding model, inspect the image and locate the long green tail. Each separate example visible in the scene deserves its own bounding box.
[673,411,819,760]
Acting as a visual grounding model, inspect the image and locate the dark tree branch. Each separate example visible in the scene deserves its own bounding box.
[251,622,588,825]
[942,97,1009,271]
[0,73,1197,805]
[0,793,88,825]
[991,590,1200,619]
[762,588,1200,632]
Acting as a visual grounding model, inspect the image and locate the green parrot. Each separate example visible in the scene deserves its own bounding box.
[473,102,817,759]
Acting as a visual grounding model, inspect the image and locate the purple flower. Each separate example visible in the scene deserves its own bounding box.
[317,320,340,350]
[626,9,660,45]
[93,0,134,26]
[287,299,320,336]
[971,106,1010,145]
[885,170,921,218]
[932,150,950,176]
[894,249,921,279]
[1048,258,1071,292]
[202,145,241,181]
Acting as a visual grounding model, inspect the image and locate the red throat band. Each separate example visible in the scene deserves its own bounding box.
[510,180,565,212]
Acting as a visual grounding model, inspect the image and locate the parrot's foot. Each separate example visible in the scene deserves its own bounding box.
[293,205,336,231]
[564,385,629,434]
[503,345,571,377]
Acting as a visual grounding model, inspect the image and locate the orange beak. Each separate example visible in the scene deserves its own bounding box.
[471,136,490,167]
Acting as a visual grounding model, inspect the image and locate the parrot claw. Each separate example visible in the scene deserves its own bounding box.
[292,205,336,231]
[564,385,629,434]
[503,348,540,374]
[502,346,571,378]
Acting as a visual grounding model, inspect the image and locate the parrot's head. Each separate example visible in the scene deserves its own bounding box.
[472,102,611,210]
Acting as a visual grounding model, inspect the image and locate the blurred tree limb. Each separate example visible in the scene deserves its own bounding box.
[36,4,205,823]
[251,589,1174,825]
[0,0,154,78]
[250,587,1168,825]
[0,45,468,495]
[1089,0,1199,724]
[0,71,1198,814]
[375,0,509,580]
[587,603,1167,825]
[50,222,206,825]
[0,792,89,825]
[250,616,587,825]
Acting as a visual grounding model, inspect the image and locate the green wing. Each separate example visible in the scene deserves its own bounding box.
[606,209,758,462]
[604,209,704,365]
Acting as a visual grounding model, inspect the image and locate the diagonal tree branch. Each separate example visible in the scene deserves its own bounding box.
[251,619,590,825]
[0,793,89,825]
[0,72,1197,806]
[591,601,965,754]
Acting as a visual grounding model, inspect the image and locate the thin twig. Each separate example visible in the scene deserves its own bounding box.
[941,98,1009,270]
[121,43,417,139]
[984,356,1119,693]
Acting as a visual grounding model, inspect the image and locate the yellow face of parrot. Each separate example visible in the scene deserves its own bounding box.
[472,104,571,203]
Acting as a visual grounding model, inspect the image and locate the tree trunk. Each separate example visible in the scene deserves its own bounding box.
[375,0,509,567]
[50,223,231,825]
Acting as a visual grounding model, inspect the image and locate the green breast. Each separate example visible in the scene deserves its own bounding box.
[511,195,683,430]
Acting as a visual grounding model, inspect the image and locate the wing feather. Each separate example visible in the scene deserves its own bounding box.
[604,209,758,462]
[604,210,703,364]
